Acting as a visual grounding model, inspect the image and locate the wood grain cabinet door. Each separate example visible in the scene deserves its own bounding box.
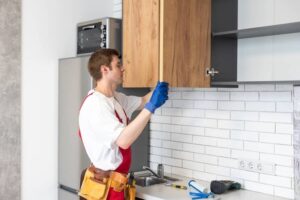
[123,0,159,88]
[123,0,211,88]
[161,0,211,87]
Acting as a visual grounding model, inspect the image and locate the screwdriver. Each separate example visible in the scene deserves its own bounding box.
[165,182,187,190]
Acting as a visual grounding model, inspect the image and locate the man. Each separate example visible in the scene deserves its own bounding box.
[78,49,168,200]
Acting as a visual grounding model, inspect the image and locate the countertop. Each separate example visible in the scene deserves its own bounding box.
[135,175,291,200]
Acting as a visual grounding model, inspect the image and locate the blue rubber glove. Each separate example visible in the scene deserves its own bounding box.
[145,81,169,113]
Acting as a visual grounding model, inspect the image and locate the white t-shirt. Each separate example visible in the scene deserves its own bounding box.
[79,90,142,170]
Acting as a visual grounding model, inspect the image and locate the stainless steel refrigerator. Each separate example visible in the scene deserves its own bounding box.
[58,55,149,200]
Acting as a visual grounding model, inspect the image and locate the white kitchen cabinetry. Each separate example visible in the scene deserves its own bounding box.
[237,0,300,82]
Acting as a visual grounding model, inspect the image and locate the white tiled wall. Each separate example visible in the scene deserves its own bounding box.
[150,84,294,199]
[114,1,295,198]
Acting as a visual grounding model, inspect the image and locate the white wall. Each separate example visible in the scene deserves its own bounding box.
[21,1,113,200]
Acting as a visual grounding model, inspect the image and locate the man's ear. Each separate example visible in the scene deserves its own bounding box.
[100,65,110,75]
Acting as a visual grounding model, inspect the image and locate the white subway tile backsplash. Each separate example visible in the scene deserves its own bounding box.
[260,174,292,187]
[244,141,274,153]
[150,131,171,140]
[162,157,182,167]
[171,167,193,177]
[172,133,192,143]
[172,100,194,108]
[169,92,182,99]
[244,181,274,195]
[245,84,275,91]
[162,141,183,150]
[172,150,193,160]
[218,101,245,111]
[183,143,205,153]
[151,115,171,124]
[275,145,293,156]
[260,92,292,102]
[205,110,230,119]
[193,136,217,146]
[161,108,182,116]
[193,171,217,182]
[183,160,205,171]
[194,100,218,109]
[276,166,294,178]
[217,139,243,150]
[260,133,292,145]
[246,101,276,111]
[231,111,259,121]
[151,147,172,157]
[180,126,205,136]
[219,157,239,168]
[204,92,230,100]
[172,117,217,128]
[231,150,259,160]
[245,121,275,132]
[276,84,294,91]
[276,123,294,134]
[274,187,294,199]
[231,130,259,141]
[181,109,205,118]
[231,169,259,181]
[205,128,230,138]
[181,92,204,99]
[260,153,293,166]
[276,102,293,112]
[260,112,292,123]
[230,92,259,101]
[150,139,162,147]
[150,154,162,163]
[205,164,230,176]
[162,100,172,107]
[147,83,294,198]
[150,123,173,132]
[194,153,218,165]
[218,120,244,130]
[205,146,231,157]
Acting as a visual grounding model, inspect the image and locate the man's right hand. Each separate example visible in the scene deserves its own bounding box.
[144,81,169,113]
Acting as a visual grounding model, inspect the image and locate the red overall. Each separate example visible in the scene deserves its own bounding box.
[79,92,131,200]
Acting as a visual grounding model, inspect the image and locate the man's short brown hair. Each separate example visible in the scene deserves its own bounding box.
[88,49,120,81]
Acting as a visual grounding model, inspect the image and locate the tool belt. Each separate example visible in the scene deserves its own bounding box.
[79,166,136,200]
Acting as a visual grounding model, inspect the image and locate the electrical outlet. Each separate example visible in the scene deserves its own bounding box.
[238,159,275,175]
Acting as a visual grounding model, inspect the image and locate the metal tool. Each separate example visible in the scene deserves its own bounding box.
[165,182,187,190]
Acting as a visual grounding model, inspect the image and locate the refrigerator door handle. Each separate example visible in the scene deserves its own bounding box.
[59,184,79,195]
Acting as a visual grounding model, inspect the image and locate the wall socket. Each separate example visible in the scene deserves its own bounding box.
[238,159,275,175]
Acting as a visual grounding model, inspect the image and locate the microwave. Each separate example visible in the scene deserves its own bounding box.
[77,18,122,55]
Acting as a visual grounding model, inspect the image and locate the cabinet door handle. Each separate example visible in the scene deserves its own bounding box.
[206,68,219,77]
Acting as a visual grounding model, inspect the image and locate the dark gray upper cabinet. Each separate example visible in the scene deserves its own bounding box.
[211,0,300,84]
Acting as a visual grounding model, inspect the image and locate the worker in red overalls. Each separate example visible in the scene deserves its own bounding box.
[78,49,168,200]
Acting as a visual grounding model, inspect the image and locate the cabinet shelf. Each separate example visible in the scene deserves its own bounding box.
[213,21,300,39]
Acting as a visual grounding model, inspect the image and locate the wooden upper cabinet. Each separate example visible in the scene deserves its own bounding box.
[123,0,211,88]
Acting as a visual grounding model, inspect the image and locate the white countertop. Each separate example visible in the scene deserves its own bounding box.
[135,175,290,200]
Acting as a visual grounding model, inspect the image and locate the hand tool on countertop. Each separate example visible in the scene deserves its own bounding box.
[164,182,187,190]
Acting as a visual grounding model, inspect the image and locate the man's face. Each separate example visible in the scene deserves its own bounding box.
[107,55,124,85]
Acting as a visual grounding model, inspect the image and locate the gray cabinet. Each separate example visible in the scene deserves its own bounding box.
[212,0,300,84]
